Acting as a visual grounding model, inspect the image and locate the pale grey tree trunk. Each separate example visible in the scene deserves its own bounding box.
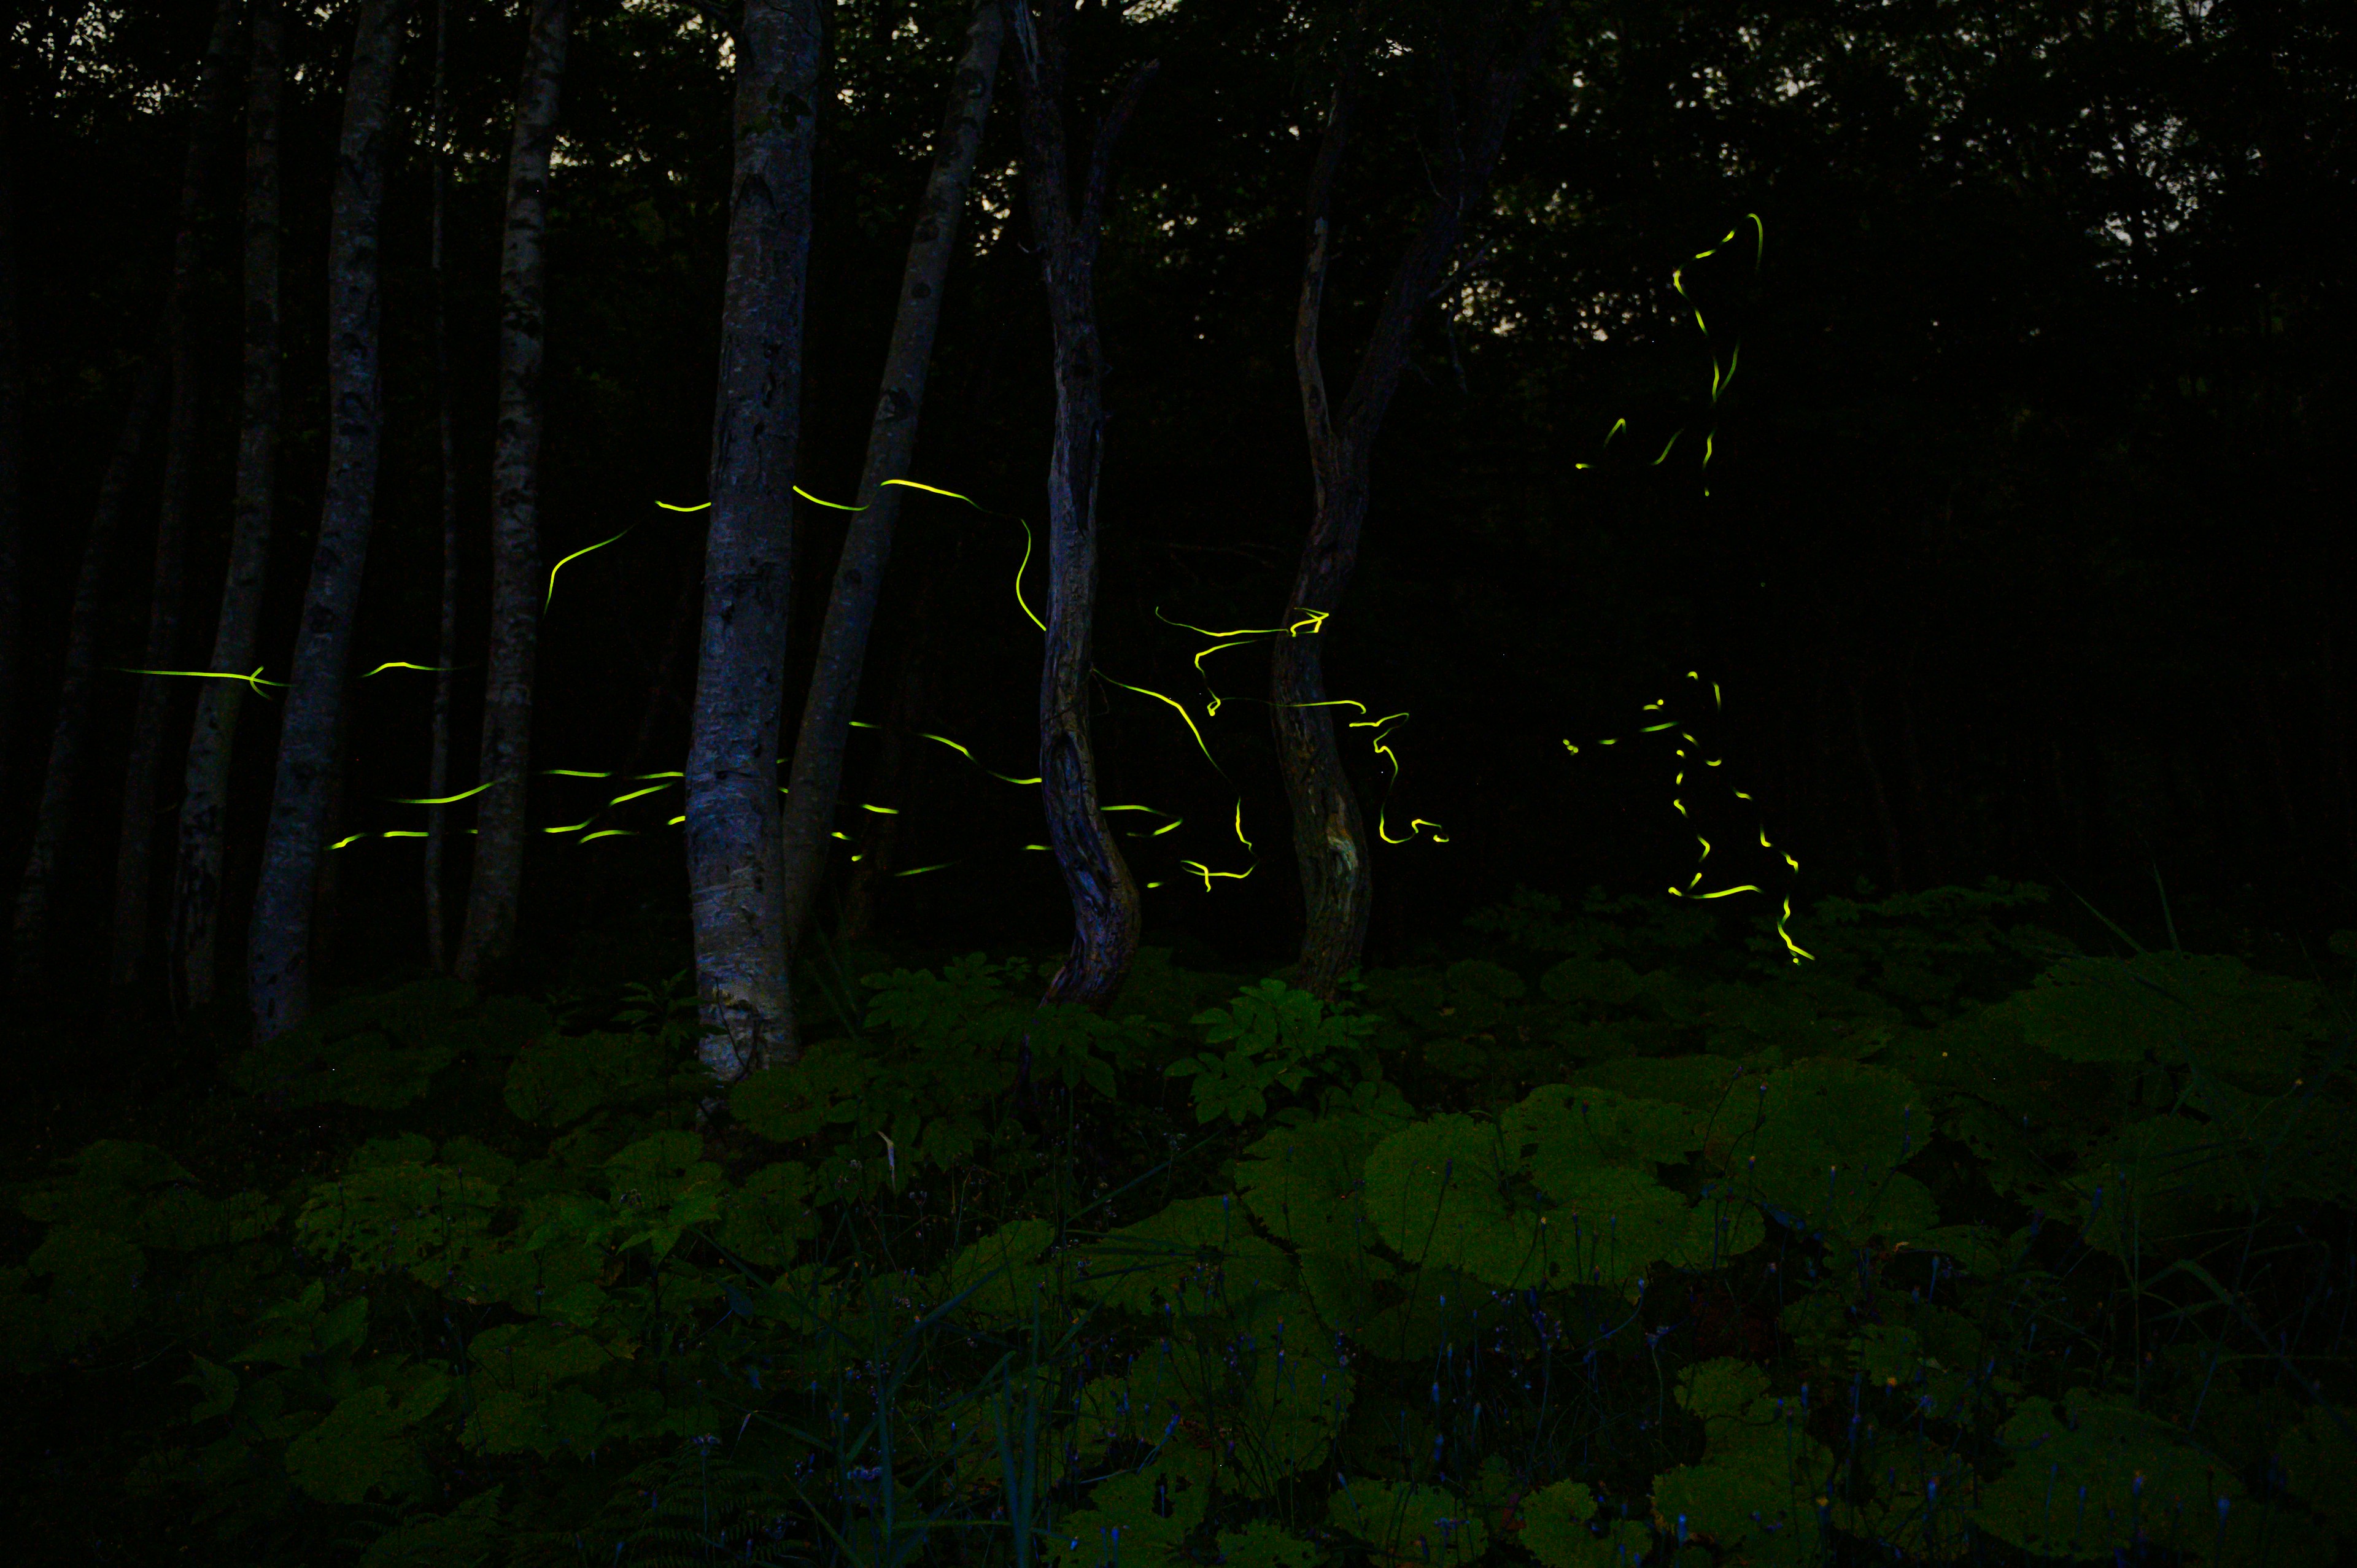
[1010,1,1155,1011]
[776,0,1004,981]
[175,0,284,1013]
[109,0,244,1002]
[424,0,459,974]
[246,0,404,1040]
[10,363,166,986]
[455,0,571,983]
[686,0,820,1082]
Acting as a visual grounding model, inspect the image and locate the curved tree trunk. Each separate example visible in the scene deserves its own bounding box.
[246,0,404,1040]
[1277,3,1557,997]
[175,0,285,1013]
[9,363,165,987]
[777,0,1004,976]
[1010,2,1155,1012]
[456,0,571,983]
[686,0,820,1083]
[423,0,460,975]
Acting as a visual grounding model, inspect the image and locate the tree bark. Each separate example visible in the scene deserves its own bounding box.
[0,110,25,806]
[686,0,820,1082]
[455,0,571,983]
[424,0,460,975]
[246,0,404,1040]
[777,0,1003,975]
[109,0,245,1001]
[1276,2,1555,997]
[1010,1,1154,1010]
[9,363,166,986]
[175,0,284,1014]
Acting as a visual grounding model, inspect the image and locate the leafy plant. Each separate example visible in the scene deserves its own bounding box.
[1168,977,1384,1124]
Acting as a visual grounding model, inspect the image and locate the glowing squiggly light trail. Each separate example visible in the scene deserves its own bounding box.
[119,665,281,697]
[1563,670,1811,962]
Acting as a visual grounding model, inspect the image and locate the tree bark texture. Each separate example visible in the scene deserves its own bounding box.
[777,0,1003,967]
[1010,2,1153,1010]
[686,0,819,1082]
[9,363,166,984]
[175,0,285,1013]
[246,0,404,1040]
[110,0,244,998]
[424,0,459,975]
[0,112,25,803]
[1277,4,1555,997]
[456,0,571,983]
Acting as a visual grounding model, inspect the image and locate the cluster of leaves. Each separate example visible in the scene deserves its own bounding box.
[6,887,2356,1566]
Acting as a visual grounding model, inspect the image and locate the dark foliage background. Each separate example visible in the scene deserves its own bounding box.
[3,0,2350,1025]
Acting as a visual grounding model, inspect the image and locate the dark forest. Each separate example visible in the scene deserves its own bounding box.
[2,1,2353,1562]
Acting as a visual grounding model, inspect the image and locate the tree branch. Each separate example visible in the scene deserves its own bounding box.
[1077,57,1159,246]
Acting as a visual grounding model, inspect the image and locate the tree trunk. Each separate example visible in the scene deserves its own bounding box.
[109,0,245,1002]
[246,0,404,1040]
[0,111,25,805]
[424,0,459,975]
[9,363,166,986]
[1010,2,1154,1010]
[174,0,284,1014]
[834,566,943,943]
[777,0,1003,973]
[686,0,820,1083]
[1276,3,1555,997]
[455,0,571,983]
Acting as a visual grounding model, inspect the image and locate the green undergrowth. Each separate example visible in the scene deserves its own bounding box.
[5,879,2356,1566]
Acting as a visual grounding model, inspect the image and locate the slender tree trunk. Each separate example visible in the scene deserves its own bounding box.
[424,0,460,975]
[686,0,820,1082]
[832,562,943,942]
[10,363,166,985]
[174,0,284,1014]
[622,551,701,777]
[455,0,571,983]
[109,0,245,1001]
[0,112,25,804]
[1276,3,1555,997]
[778,0,1003,968]
[246,0,404,1040]
[1010,2,1154,1010]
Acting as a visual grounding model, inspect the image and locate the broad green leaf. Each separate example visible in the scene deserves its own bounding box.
[1975,1391,2241,1560]
[1332,1478,1488,1566]
[1653,1358,1830,1559]
[1508,1083,1705,1176]
[946,1218,1058,1323]
[1579,1053,1746,1109]
[503,1030,671,1126]
[1215,1521,1320,1568]
[298,1163,502,1282]
[1519,1480,1654,1567]
[2011,952,2324,1082]
[359,1487,505,1567]
[714,1160,815,1268]
[464,1321,612,1456]
[284,1369,449,1504]
[1236,1111,1397,1246]
[1363,1115,1544,1287]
